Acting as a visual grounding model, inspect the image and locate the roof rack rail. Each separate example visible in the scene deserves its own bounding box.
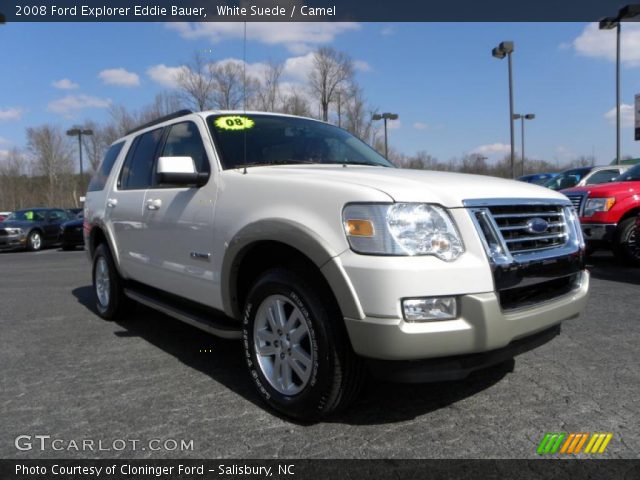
[125,109,194,136]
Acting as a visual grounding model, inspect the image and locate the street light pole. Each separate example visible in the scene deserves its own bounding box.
[372,112,399,160]
[492,41,516,179]
[616,22,621,165]
[66,128,94,179]
[599,5,640,165]
[513,113,535,176]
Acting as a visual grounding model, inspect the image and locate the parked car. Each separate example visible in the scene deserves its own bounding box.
[59,212,84,250]
[543,167,593,190]
[573,165,630,187]
[518,173,559,185]
[562,163,640,263]
[84,110,589,420]
[66,208,83,217]
[0,211,11,222]
[0,208,72,251]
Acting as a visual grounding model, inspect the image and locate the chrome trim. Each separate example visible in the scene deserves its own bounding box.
[463,198,571,208]
[464,198,583,265]
[504,233,567,243]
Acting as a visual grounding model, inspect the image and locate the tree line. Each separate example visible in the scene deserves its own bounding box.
[0,47,596,211]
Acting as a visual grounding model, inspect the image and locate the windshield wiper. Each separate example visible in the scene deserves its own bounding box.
[234,159,324,169]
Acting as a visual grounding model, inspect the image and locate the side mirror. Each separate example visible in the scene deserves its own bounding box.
[157,156,209,187]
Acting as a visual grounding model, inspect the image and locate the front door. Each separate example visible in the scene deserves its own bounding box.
[139,119,217,306]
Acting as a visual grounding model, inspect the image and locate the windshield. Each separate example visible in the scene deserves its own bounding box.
[544,169,591,190]
[207,114,395,169]
[6,210,46,222]
[613,163,640,182]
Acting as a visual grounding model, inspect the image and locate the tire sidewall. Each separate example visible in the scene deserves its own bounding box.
[616,218,640,265]
[242,270,338,419]
[92,245,117,318]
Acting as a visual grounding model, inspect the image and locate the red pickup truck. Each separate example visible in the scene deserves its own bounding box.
[562,163,640,265]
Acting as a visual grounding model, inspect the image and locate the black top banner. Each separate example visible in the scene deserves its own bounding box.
[2,0,640,22]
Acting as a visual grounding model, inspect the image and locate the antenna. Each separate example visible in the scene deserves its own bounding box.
[242,21,248,174]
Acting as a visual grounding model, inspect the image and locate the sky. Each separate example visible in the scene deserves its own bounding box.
[1,21,640,168]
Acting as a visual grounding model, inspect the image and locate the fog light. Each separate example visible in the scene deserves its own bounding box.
[402,297,457,322]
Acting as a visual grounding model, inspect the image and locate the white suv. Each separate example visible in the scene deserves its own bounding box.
[85,110,589,420]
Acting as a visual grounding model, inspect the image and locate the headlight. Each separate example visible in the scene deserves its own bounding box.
[583,197,615,217]
[4,228,23,236]
[342,203,464,261]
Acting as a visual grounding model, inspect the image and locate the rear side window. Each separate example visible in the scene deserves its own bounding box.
[119,128,164,190]
[585,169,620,185]
[48,210,68,221]
[87,142,125,192]
[160,122,210,175]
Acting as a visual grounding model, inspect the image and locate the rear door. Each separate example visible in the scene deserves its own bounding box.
[105,127,164,281]
[139,119,217,305]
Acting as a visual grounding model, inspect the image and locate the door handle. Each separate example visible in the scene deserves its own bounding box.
[146,198,162,210]
[106,198,118,208]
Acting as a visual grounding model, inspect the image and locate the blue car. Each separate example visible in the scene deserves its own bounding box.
[518,173,560,185]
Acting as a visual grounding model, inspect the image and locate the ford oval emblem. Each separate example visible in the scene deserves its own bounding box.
[526,217,549,234]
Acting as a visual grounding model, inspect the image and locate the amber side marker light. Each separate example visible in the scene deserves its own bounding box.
[345,219,375,237]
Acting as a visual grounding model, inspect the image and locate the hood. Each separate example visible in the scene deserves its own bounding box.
[237,165,569,208]
[0,220,39,229]
[563,180,640,198]
[62,219,83,228]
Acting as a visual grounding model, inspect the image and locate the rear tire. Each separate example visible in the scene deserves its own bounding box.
[242,268,364,421]
[613,218,640,266]
[92,243,129,319]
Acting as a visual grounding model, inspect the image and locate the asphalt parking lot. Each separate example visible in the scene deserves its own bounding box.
[1,248,639,459]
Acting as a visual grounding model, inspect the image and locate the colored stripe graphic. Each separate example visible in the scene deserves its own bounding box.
[539,432,613,455]
[537,433,566,454]
[584,433,613,454]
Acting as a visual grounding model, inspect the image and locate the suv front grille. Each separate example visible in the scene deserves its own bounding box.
[0,229,6,237]
[485,204,568,255]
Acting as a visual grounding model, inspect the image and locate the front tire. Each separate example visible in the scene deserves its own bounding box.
[92,243,129,319]
[26,230,42,251]
[242,268,364,421]
[613,218,640,266]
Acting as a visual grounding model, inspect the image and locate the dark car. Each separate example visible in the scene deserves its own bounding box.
[543,167,594,191]
[518,173,559,185]
[0,208,72,251]
[59,213,84,251]
[66,208,83,217]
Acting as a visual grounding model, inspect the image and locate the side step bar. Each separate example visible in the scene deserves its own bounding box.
[124,288,242,339]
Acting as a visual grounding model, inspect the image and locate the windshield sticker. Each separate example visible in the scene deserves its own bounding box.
[215,116,255,131]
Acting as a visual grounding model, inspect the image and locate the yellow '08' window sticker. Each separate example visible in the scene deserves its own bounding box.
[215,116,255,131]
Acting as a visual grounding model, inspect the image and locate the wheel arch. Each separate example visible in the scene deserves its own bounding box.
[88,223,126,277]
[221,219,363,321]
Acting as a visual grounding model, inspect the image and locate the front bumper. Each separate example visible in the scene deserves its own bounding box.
[581,223,617,243]
[368,324,560,382]
[0,235,25,250]
[344,270,589,361]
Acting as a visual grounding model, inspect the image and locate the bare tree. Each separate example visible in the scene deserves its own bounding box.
[343,83,376,143]
[255,61,284,112]
[281,88,312,117]
[211,61,246,110]
[177,52,216,111]
[26,125,74,205]
[0,148,30,210]
[77,120,109,173]
[308,47,354,122]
